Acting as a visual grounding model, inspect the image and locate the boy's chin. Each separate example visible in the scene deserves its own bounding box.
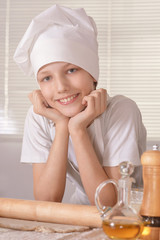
[63,106,86,118]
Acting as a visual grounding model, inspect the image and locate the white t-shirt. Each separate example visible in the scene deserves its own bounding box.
[21,95,146,204]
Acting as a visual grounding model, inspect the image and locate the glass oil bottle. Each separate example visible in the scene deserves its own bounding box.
[95,161,143,240]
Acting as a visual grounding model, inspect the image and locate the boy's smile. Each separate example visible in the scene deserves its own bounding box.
[37,62,96,117]
[57,93,79,105]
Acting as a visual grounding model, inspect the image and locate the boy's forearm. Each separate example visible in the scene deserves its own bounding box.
[70,128,117,206]
[33,124,69,202]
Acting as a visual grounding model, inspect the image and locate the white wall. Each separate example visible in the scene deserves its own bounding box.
[0,139,33,200]
[0,139,75,202]
[0,139,159,201]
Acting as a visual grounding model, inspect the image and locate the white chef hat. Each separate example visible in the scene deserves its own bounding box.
[13,4,99,81]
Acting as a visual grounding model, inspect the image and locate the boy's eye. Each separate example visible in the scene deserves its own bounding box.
[43,76,51,82]
[68,68,77,74]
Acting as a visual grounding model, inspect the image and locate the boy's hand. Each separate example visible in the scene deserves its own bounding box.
[68,88,107,132]
[28,90,69,126]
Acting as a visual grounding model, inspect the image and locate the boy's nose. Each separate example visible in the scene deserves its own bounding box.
[55,76,69,93]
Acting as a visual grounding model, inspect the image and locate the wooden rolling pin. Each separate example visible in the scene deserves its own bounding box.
[0,198,102,228]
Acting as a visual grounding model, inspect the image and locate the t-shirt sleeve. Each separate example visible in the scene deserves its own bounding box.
[102,97,146,167]
[20,106,54,163]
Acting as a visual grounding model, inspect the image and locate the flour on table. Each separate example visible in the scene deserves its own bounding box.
[0,217,90,233]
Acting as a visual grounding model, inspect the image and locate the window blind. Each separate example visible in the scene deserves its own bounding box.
[107,0,160,142]
[0,0,160,142]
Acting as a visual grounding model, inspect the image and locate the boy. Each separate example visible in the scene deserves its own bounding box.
[14,4,146,206]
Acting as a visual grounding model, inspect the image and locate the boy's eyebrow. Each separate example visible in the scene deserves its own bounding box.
[41,69,51,74]
[38,70,50,77]
[63,63,77,68]
[39,70,49,74]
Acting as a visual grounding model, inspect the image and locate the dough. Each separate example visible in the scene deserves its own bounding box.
[0,217,90,233]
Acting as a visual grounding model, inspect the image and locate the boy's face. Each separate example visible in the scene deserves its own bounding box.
[37,62,96,117]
